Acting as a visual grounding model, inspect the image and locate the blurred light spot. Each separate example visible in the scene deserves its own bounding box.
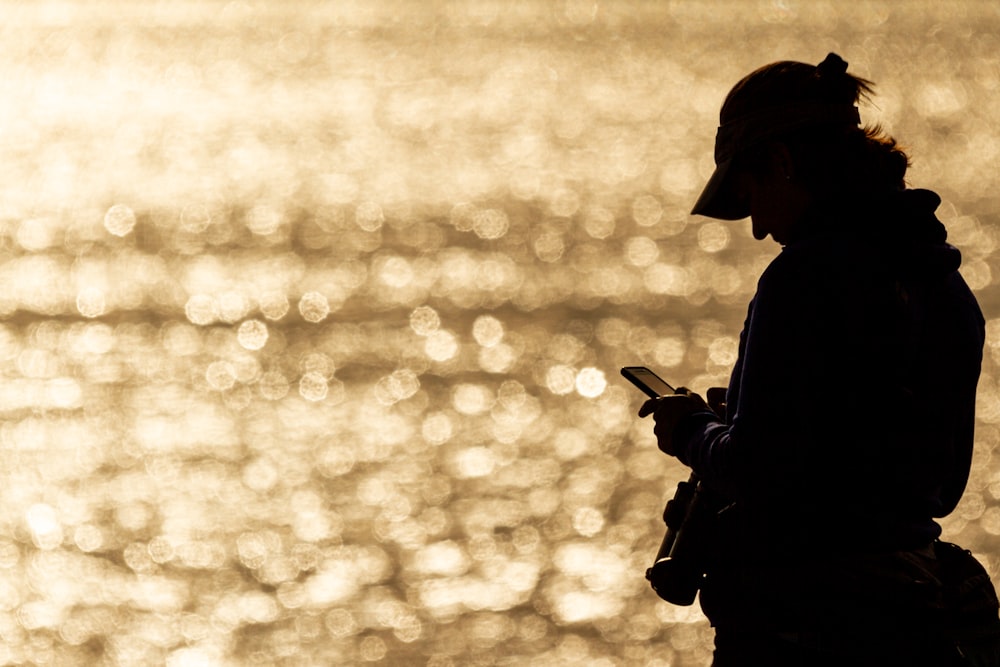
[376,369,421,405]
[546,365,577,395]
[659,158,702,196]
[452,383,494,414]
[534,232,565,263]
[554,542,628,592]
[552,590,624,624]
[26,504,63,550]
[375,257,413,291]
[17,218,57,251]
[632,195,663,227]
[298,291,330,322]
[299,371,329,402]
[48,377,82,408]
[510,168,541,200]
[206,361,237,391]
[479,343,517,373]
[318,444,356,478]
[624,236,660,267]
[218,291,250,322]
[583,207,616,239]
[711,264,743,296]
[237,319,269,350]
[422,412,453,445]
[259,290,290,320]
[246,203,284,235]
[73,524,103,552]
[325,608,359,639]
[104,204,136,237]
[554,428,589,460]
[983,507,1000,536]
[75,287,106,318]
[413,541,470,576]
[160,322,202,357]
[916,81,967,117]
[653,337,687,368]
[410,305,441,336]
[259,371,290,400]
[963,258,992,290]
[708,336,739,366]
[180,204,212,233]
[644,263,694,296]
[575,367,607,398]
[550,188,581,217]
[572,507,605,537]
[166,648,217,667]
[185,294,218,326]
[450,202,476,232]
[148,536,175,564]
[243,457,279,492]
[697,222,731,253]
[356,201,385,231]
[473,315,504,347]
[301,351,335,376]
[237,530,278,569]
[452,446,496,478]
[360,636,387,662]
[425,329,459,361]
[473,209,509,240]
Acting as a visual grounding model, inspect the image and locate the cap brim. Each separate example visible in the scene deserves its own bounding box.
[690,157,749,221]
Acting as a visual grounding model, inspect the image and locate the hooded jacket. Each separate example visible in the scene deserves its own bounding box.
[673,189,985,560]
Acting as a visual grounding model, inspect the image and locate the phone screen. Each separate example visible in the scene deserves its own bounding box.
[621,366,675,398]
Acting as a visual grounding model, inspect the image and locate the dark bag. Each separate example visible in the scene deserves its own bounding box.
[704,540,1000,666]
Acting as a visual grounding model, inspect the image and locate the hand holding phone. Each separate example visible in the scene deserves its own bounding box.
[623,366,710,455]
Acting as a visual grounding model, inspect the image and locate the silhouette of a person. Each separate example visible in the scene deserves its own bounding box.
[640,53,1000,666]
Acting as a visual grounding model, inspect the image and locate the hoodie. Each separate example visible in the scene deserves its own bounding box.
[673,189,985,560]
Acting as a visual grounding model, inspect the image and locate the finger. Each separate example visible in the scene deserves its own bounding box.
[706,387,727,401]
[638,397,660,418]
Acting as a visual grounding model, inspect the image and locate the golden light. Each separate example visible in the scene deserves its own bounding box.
[0,2,994,665]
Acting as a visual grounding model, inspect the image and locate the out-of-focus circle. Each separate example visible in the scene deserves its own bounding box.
[258,371,290,401]
[299,371,328,401]
[409,305,441,336]
[206,361,237,391]
[76,287,107,318]
[259,291,290,320]
[246,203,283,236]
[472,315,504,347]
[104,204,137,237]
[355,201,384,232]
[425,330,458,361]
[697,222,731,253]
[185,294,218,326]
[575,367,607,398]
[632,195,663,227]
[298,292,330,323]
[584,207,616,239]
[473,209,509,240]
[237,320,269,351]
[546,365,577,395]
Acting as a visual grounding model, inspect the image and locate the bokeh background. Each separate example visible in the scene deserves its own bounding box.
[0,1,998,665]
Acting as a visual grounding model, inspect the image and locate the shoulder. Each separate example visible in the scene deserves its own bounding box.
[758,237,858,288]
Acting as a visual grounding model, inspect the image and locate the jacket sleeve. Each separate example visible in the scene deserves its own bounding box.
[671,248,832,502]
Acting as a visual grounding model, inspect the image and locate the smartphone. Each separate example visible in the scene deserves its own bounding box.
[621,366,675,398]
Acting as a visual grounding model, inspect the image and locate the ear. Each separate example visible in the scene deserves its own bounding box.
[767,143,795,181]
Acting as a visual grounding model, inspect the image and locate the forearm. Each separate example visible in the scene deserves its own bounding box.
[672,411,741,498]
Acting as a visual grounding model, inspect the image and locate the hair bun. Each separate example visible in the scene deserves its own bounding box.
[817,53,849,77]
